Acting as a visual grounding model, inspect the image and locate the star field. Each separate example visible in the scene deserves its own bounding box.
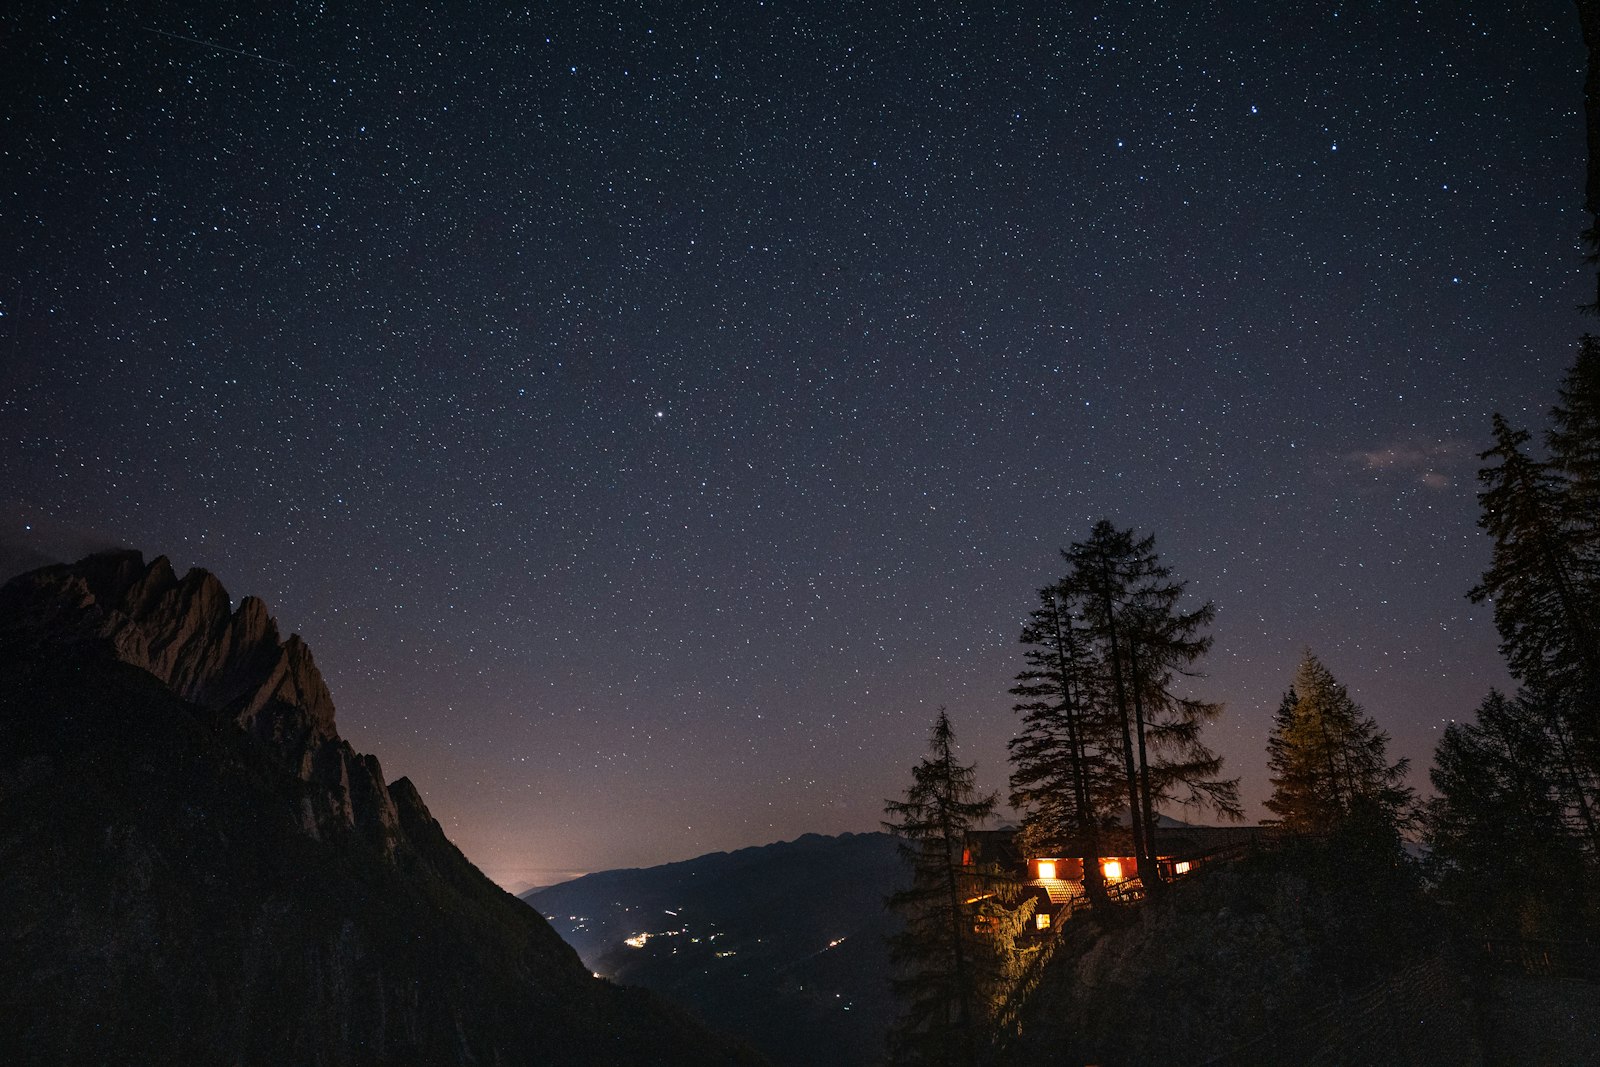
[0,1,1586,889]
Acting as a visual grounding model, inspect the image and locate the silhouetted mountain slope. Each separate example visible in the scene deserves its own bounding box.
[525,831,907,1067]
[0,550,758,1066]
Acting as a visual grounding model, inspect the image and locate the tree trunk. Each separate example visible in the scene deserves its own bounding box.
[1129,636,1163,896]
[938,784,974,1066]
[1547,699,1600,849]
[1100,572,1149,891]
[1051,598,1107,907]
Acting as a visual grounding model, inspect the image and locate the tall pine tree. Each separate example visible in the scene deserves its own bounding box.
[1008,522,1238,898]
[1549,338,1600,761]
[883,710,1024,1067]
[1549,334,1600,519]
[1472,415,1599,702]
[1427,690,1596,935]
[1473,406,1600,779]
[1458,343,1600,858]
[1008,583,1120,906]
[1069,522,1240,889]
[1264,651,1414,834]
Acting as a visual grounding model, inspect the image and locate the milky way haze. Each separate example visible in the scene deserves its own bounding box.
[1,1,1585,890]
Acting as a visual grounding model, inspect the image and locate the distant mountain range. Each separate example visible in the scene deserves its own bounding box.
[524,831,909,1067]
[0,550,757,1065]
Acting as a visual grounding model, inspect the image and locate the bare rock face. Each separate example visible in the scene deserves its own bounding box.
[0,550,758,1066]
[0,550,393,845]
[0,549,335,732]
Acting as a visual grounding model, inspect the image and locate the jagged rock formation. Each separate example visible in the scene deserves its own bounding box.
[0,550,761,1066]
[0,550,390,841]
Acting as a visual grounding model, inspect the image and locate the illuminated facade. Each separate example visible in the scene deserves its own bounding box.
[965,822,1272,932]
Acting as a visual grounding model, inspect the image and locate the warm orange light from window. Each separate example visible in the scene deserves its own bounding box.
[1035,912,1051,930]
[1037,860,1057,880]
[1102,860,1123,880]
[1175,861,1191,875]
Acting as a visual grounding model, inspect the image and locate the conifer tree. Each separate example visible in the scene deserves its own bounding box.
[1067,524,1157,885]
[1072,523,1240,881]
[1549,338,1600,742]
[1007,522,1238,896]
[883,710,1024,1067]
[1472,411,1600,767]
[1264,687,1334,827]
[1008,583,1119,906]
[1549,335,1600,520]
[1427,690,1595,934]
[1473,415,1599,698]
[1264,652,1414,833]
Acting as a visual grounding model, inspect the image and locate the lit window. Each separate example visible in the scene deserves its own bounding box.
[1035,913,1051,930]
[1102,860,1123,880]
[1036,860,1056,880]
[1175,861,1191,875]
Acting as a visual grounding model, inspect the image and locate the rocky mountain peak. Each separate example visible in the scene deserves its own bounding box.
[1,549,381,839]
[0,549,336,737]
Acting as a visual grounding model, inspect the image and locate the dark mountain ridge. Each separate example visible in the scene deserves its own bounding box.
[0,549,757,1065]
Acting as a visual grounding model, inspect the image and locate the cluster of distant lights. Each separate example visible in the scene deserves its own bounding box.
[613,908,854,1010]
[621,907,724,952]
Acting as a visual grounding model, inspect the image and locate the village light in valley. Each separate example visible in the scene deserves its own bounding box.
[1036,860,1056,880]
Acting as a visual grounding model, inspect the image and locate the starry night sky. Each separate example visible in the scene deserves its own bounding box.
[1,1,1587,891]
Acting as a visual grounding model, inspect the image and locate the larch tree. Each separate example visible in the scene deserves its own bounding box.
[1008,583,1120,907]
[1473,415,1599,704]
[1473,407,1600,781]
[1461,344,1600,854]
[1548,334,1600,519]
[883,710,1025,1067]
[1263,687,1336,829]
[1442,15,1600,932]
[1549,338,1600,745]
[1427,689,1594,934]
[1263,651,1414,834]
[1015,521,1239,895]
[1076,524,1241,872]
